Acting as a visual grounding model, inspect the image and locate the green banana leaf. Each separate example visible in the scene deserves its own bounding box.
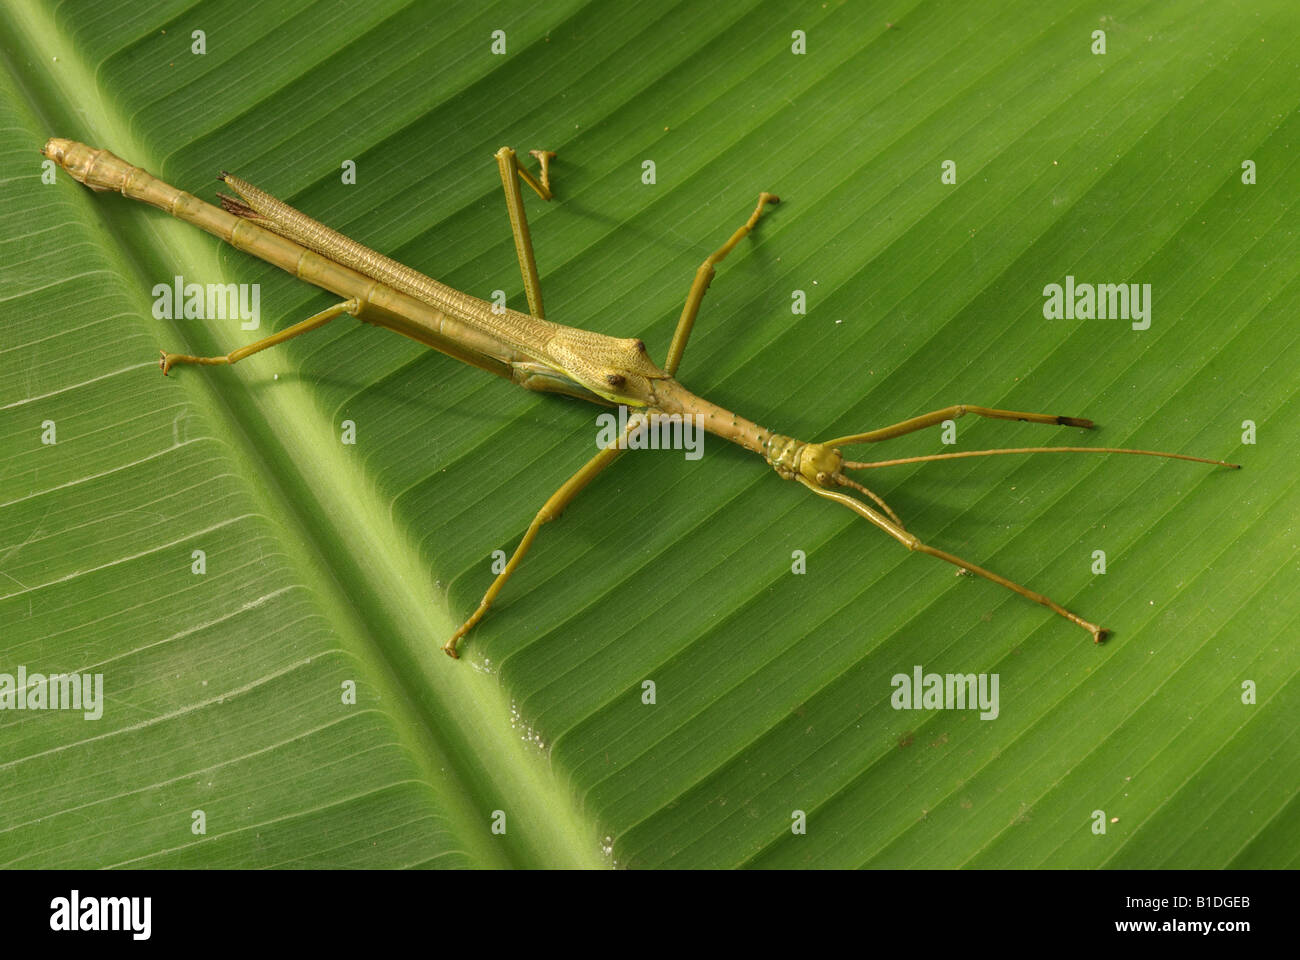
[1,0,1295,869]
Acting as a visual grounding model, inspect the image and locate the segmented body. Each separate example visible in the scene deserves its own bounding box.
[43,138,835,487]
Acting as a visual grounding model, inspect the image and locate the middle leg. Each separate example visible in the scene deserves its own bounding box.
[443,411,644,657]
[664,192,780,377]
[495,146,557,319]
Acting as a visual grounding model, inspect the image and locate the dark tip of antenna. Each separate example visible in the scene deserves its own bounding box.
[1058,416,1095,428]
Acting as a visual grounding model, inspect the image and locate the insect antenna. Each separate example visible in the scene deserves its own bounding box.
[840,446,1241,471]
[833,473,905,527]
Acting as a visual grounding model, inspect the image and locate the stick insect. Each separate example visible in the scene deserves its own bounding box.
[42,138,1240,658]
